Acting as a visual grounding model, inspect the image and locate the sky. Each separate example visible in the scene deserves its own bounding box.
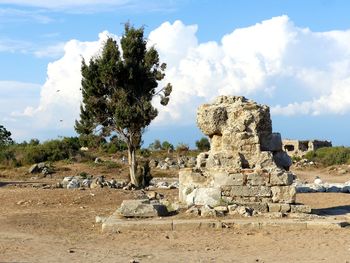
[1,0,350,148]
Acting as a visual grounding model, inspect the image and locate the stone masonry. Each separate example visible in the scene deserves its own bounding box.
[179,96,297,213]
[282,139,332,157]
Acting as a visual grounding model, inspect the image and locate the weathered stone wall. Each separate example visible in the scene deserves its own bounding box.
[282,139,332,157]
[179,96,296,213]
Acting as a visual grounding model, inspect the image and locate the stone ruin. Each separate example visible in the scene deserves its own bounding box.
[283,139,332,157]
[179,95,305,213]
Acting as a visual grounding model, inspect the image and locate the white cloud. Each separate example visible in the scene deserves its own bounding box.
[0,7,53,23]
[0,0,176,13]
[14,31,113,127]
[6,16,350,141]
[33,42,65,58]
[0,37,64,58]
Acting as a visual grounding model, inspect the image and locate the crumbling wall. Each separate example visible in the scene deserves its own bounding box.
[179,96,296,213]
[283,139,332,157]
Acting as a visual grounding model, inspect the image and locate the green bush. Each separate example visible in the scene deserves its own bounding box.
[0,137,82,167]
[304,147,350,166]
[195,137,210,151]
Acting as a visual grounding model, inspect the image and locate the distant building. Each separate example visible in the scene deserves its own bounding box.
[282,139,332,157]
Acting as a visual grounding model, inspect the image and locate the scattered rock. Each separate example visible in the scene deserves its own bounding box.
[200,205,217,217]
[185,206,200,216]
[95,216,107,223]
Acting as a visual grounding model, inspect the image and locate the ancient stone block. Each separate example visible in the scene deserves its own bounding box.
[206,152,242,169]
[212,171,246,187]
[270,170,294,186]
[119,199,168,217]
[290,204,312,214]
[185,187,221,207]
[247,173,270,186]
[271,186,296,204]
[227,186,272,197]
[235,202,268,213]
[268,203,291,213]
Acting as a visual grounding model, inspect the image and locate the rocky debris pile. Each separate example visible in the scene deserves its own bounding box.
[149,156,197,170]
[179,96,305,214]
[146,177,179,190]
[59,175,180,190]
[109,190,183,218]
[295,181,350,193]
[28,162,54,176]
[59,175,127,189]
[185,202,311,218]
[293,159,317,168]
[327,165,350,175]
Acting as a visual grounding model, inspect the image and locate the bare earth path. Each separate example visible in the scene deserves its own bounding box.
[0,186,350,263]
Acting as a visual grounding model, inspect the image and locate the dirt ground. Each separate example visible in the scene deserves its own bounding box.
[1,165,350,262]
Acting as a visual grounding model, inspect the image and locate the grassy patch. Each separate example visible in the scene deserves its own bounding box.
[304,147,350,166]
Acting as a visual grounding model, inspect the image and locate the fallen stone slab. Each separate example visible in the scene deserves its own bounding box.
[101,217,350,233]
[118,199,169,218]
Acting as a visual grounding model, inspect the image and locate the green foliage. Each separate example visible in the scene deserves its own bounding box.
[304,147,350,166]
[148,139,174,151]
[75,23,172,149]
[162,141,174,151]
[0,137,82,167]
[139,148,151,158]
[0,125,13,147]
[79,134,106,148]
[195,137,210,151]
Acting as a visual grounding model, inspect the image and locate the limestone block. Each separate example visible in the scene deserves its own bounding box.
[212,171,246,187]
[270,170,294,186]
[271,186,296,204]
[247,173,270,186]
[252,152,276,169]
[225,186,272,197]
[206,152,242,170]
[196,152,209,168]
[268,203,291,213]
[290,204,312,214]
[234,202,268,212]
[185,187,222,207]
[119,199,169,217]
[179,169,210,188]
[197,105,228,136]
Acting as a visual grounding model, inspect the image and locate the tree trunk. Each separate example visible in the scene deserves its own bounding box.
[127,146,139,187]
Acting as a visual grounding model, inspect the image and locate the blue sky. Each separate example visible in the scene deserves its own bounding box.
[1,0,350,147]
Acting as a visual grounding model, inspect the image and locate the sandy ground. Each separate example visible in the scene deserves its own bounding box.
[0,166,350,262]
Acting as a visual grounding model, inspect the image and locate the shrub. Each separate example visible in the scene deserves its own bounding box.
[195,137,210,151]
[304,147,350,166]
[139,148,151,158]
[162,141,174,151]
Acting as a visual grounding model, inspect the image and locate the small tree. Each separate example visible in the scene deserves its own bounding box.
[162,141,174,152]
[75,23,172,187]
[0,125,14,147]
[196,137,210,151]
